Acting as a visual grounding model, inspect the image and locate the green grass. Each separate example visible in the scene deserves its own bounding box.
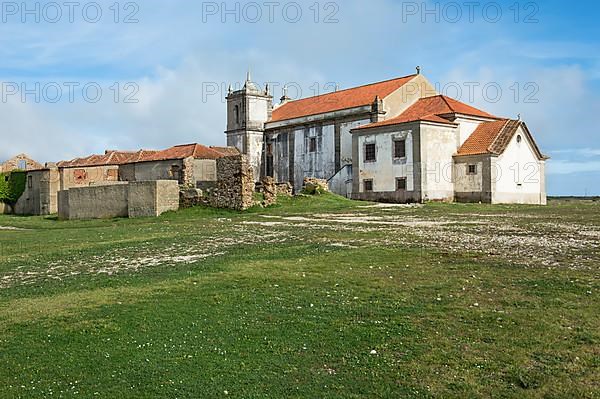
[0,195,598,398]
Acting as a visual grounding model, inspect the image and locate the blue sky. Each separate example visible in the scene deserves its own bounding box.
[0,0,598,195]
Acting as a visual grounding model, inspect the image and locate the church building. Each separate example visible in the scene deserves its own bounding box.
[225,69,548,205]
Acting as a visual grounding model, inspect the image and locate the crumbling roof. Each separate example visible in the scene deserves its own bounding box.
[138,144,226,162]
[210,146,241,157]
[356,95,498,130]
[57,144,239,168]
[57,150,158,168]
[270,74,418,122]
[456,119,548,160]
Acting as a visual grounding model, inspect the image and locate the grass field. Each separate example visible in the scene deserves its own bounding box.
[0,195,598,398]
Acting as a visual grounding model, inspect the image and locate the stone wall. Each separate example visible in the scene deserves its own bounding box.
[209,155,254,211]
[128,180,180,218]
[0,154,43,173]
[59,183,129,220]
[58,180,179,220]
[14,168,60,216]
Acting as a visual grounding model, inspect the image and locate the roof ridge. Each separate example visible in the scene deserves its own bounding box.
[487,119,515,152]
[281,74,418,104]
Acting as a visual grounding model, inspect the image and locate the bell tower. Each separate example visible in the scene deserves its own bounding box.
[225,71,273,182]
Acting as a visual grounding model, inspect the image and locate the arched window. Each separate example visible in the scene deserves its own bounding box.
[517,135,522,144]
[234,105,240,125]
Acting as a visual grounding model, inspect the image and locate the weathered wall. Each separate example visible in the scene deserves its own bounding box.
[209,155,254,211]
[124,159,184,183]
[328,164,353,198]
[419,123,459,202]
[59,180,180,220]
[59,165,120,191]
[292,124,336,192]
[0,154,43,173]
[453,155,493,203]
[59,183,129,220]
[14,168,60,215]
[352,123,422,203]
[128,180,180,218]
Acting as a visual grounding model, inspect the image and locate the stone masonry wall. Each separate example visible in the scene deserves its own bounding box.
[59,180,179,220]
[209,155,254,211]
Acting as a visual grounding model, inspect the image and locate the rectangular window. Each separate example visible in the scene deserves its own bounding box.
[27,175,33,188]
[364,143,376,162]
[393,140,406,158]
[467,164,477,175]
[363,179,373,192]
[309,137,317,153]
[18,160,27,170]
[396,178,407,191]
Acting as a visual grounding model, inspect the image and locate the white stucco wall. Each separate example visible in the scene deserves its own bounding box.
[357,129,415,192]
[455,118,483,147]
[492,126,546,204]
[419,124,459,201]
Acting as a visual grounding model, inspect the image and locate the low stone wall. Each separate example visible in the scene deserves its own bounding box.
[129,180,180,218]
[59,183,129,220]
[58,180,179,220]
[209,155,254,211]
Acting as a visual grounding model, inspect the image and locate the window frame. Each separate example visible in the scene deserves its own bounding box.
[363,179,374,192]
[364,143,376,162]
[467,164,478,175]
[308,137,317,153]
[396,177,407,191]
[393,139,407,159]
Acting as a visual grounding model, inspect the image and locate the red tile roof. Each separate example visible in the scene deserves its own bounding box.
[456,119,547,160]
[270,74,418,122]
[57,150,158,168]
[139,144,226,162]
[57,144,238,168]
[356,95,498,130]
[456,119,511,156]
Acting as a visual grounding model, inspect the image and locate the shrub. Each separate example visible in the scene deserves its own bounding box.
[0,171,26,204]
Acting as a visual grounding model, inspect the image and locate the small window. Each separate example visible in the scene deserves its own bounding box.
[18,160,27,170]
[396,178,407,191]
[516,135,522,144]
[363,179,373,192]
[4,175,8,182]
[309,137,317,153]
[27,175,33,188]
[365,143,376,162]
[393,140,406,158]
[467,164,477,175]
[234,105,240,125]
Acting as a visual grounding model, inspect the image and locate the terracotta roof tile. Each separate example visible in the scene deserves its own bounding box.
[356,95,497,130]
[270,74,417,122]
[456,119,547,160]
[57,150,158,168]
[455,119,510,156]
[57,143,238,168]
